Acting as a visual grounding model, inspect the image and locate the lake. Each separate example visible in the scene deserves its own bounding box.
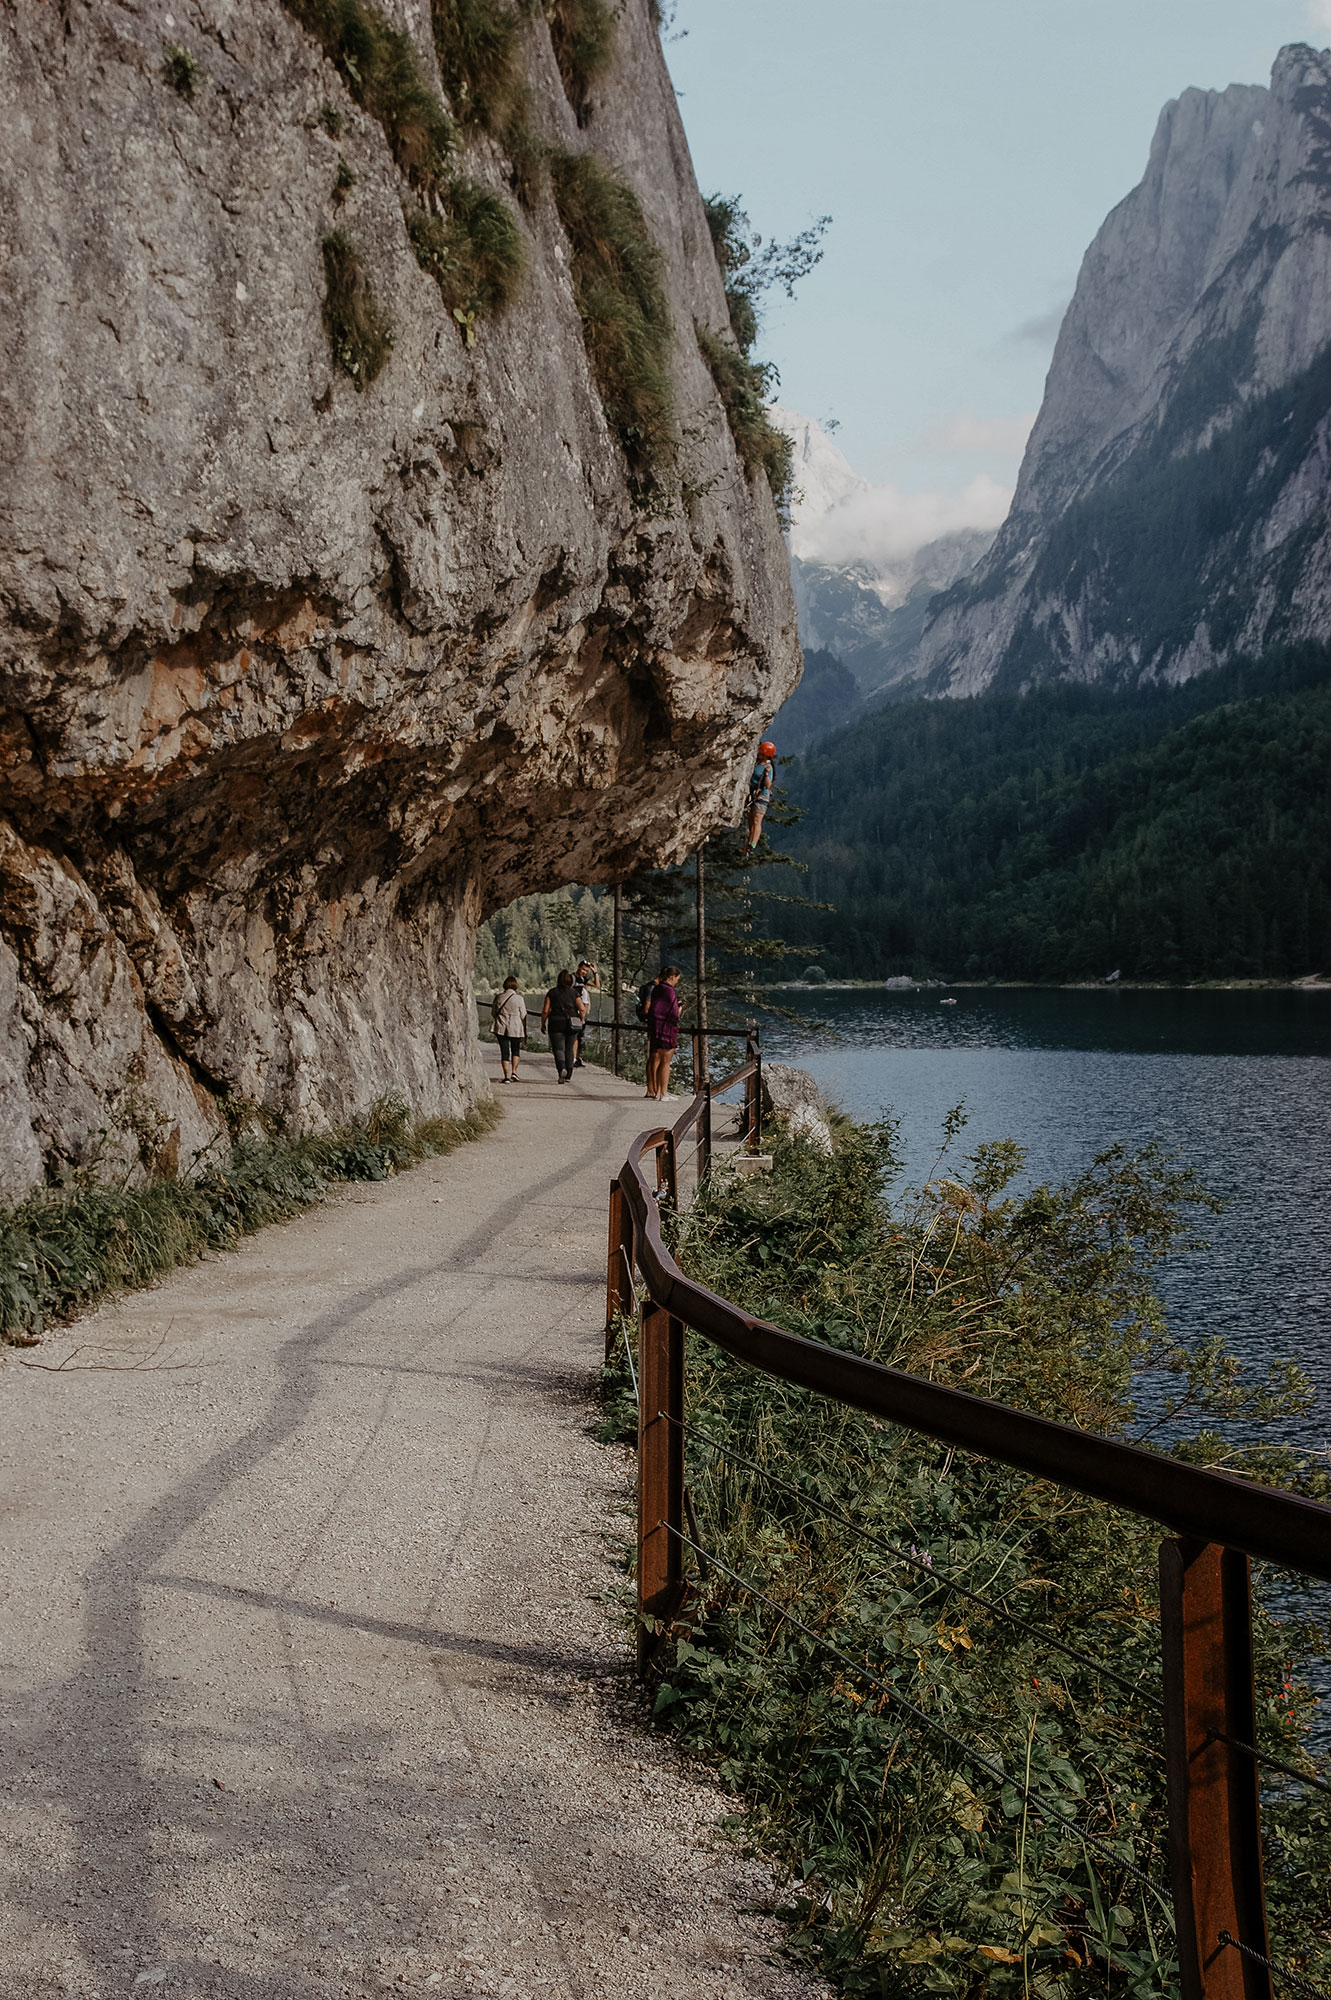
[762,987,1331,1454]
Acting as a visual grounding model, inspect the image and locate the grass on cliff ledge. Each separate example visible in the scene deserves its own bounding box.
[322,230,394,386]
[0,1096,500,1346]
[695,321,793,514]
[547,0,617,118]
[551,149,674,475]
[405,179,527,335]
[285,0,455,193]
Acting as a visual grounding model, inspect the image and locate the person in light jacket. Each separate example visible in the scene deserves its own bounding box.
[491,976,527,1084]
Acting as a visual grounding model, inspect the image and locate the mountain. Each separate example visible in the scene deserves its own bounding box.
[912,44,1331,693]
[771,409,995,709]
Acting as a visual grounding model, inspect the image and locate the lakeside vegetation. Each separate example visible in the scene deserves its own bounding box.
[0,1096,499,1346]
[605,1111,1331,1996]
[778,642,1331,984]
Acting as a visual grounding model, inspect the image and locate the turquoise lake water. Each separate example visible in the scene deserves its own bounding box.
[762,987,1331,1454]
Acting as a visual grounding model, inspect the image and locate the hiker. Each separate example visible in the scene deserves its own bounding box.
[491,976,527,1084]
[644,965,682,1101]
[747,739,776,850]
[570,957,599,1070]
[541,968,587,1085]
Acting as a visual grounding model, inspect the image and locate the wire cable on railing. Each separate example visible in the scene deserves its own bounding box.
[1219,1931,1328,2000]
[668,1414,1164,1712]
[611,1305,638,1406]
[664,1521,1171,1906]
[1210,1731,1331,1799]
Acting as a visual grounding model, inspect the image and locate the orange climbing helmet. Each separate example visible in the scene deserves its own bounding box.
[759,740,776,757]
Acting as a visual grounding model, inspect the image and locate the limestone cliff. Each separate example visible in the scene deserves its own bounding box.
[0,0,799,1198]
[912,43,1331,694]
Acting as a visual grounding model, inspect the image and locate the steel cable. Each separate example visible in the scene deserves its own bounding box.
[1219,1931,1327,2000]
[668,1413,1164,1712]
[1209,1732,1331,1800]
[663,1522,1171,1906]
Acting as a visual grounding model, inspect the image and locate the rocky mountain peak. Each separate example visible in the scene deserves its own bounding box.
[911,41,1331,695]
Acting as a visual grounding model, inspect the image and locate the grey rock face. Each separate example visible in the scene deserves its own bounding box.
[759,1063,832,1154]
[913,43,1331,694]
[0,0,799,1198]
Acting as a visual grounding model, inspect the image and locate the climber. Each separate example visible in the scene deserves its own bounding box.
[746,739,776,850]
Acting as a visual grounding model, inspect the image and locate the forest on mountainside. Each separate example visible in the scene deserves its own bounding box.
[773,642,1331,983]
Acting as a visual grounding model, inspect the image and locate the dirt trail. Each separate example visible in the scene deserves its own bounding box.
[0,1051,827,2000]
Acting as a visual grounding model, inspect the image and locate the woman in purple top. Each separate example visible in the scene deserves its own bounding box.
[645,965,682,1101]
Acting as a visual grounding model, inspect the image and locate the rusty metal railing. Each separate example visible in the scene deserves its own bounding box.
[605,1083,1331,2000]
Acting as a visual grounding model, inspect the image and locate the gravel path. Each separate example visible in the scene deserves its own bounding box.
[0,1051,830,2000]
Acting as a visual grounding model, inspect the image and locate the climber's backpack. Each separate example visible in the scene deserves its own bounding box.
[635,979,655,1023]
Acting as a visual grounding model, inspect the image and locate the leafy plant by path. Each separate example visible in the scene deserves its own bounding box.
[607,1114,1331,1996]
[322,229,393,386]
[551,149,674,474]
[0,1097,500,1346]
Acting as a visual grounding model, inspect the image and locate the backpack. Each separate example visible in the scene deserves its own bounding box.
[635,979,655,1023]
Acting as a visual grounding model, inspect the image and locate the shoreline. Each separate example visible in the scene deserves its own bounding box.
[754,977,1331,994]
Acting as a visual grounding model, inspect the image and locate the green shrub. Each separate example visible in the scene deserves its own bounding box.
[404,177,526,337]
[0,1097,500,1345]
[333,155,358,201]
[318,99,345,136]
[551,150,674,473]
[547,0,616,117]
[696,322,792,509]
[284,0,455,193]
[618,1119,1331,1995]
[321,229,394,386]
[162,41,203,98]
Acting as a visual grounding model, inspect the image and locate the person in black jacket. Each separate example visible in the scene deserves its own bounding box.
[541,970,586,1084]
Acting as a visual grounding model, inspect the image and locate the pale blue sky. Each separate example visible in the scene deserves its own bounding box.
[665,0,1328,513]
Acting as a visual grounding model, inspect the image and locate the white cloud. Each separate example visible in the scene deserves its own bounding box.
[919,410,1036,457]
[1309,0,1331,37]
[790,473,1014,569]
[1005,302,1070,347]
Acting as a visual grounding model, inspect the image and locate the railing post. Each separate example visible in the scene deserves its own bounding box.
[701,1081,712,1180]
[606,1177,634,1360]
[665,1129,678,1207]
[1160,1540,1272,2000]
[753,1047,763,1152]
[637,1303,685,1670]
[612,883,623,1077]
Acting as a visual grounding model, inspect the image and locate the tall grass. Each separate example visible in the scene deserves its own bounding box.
[0,1097,500,1345]
[322,229,394,385]
[696,321,793,513]
[430,0,524,133]
[284,0,456,193]
[606,1115,1331,1997]
[551,150,674,474]
[547,0,616,118]
[405,177,527,331]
